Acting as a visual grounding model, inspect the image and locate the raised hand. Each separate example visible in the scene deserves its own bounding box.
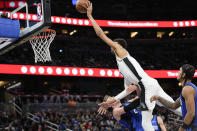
[97,106,108,115]
[83,1,92,17]
[98,97,116,107]
[150,95,159,103]
[126,84,138,93]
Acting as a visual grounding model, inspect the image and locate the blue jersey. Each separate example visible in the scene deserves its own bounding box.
[152,115,161,131]
[119,102,133,131]
[119,102,162,131]
[130,108,144,131]
[180,82,197,128]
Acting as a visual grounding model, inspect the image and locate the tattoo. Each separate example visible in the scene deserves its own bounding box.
[174,98,181,109]
[158,97,180,109]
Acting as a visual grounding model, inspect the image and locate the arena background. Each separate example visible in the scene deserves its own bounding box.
[0,0,197,130]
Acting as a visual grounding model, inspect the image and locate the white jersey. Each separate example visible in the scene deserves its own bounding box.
[114,53,156,106]
[116,53,150,85]
[113,52,182,131]
[114,52,182,115]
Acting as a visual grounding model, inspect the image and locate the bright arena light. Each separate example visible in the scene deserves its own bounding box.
[30,67,36,74]
[18,1,25,7]
[173,22,178,27]
[51,17,54,22]
[107,70,112,76]
[191,21,195,26]
[79,20,83,25]
[21,66,27,73]
[80,69,85,75]
[32,15,37,20]
[72,69,78,75]
[64,68,70,75]
[56,18,60,23]
[100,70,105,76]
[114,70,120,77]
[47,67,53,74]
[9,2,15,7]
[13,13,18,18]
[84,20,89,25]
[179,22,184,26]
[185,21,190,26]
[56,68,62,74]
[38,67,45,74]
[73,19,77,24]
[67,19,72,24]
[19,14,24,19]
[88,69,94,75]
[62,18,66,23]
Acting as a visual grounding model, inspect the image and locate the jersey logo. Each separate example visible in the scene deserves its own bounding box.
[133,109,139,114]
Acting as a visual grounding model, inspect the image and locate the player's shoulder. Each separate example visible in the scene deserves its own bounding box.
[182,85,195,96]
[181,85,195,98]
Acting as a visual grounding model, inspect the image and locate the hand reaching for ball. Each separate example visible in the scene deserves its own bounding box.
[84,1,92,17]
[76,0,92,15]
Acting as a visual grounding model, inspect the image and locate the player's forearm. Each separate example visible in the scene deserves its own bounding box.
[160,125,167,131]
[161,127,167,131]
[128,96,139,103]
[158,96,176,109]
[87,15,104,37]
[114,89,130,101]
[183,111,195,125]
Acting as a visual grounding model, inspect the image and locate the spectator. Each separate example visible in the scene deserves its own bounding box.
[42,95,48,104]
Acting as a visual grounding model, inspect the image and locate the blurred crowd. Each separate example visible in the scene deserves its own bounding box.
[0,94,182,131]
[0,107,181,131]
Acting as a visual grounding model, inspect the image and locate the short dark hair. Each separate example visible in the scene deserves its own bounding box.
[181,64,195,80]
[113,38,128,49]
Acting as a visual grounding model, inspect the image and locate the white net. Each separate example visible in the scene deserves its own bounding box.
[29,29,56,63]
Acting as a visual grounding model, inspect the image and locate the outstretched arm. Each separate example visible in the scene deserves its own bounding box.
[114,80,138,100]
[99,84,138,108]
[150,96,181,110]
[85,2,118,50]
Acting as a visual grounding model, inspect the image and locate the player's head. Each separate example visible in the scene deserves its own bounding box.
[103,95,121,113]
[114,38,127,49]
[177,64,195,81]
[111,38,127,54]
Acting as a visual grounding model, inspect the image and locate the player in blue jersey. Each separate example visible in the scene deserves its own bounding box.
[106,95,166,131]
[151,64,197,131]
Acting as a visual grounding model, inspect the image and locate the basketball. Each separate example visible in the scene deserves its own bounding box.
[76,0,89,13]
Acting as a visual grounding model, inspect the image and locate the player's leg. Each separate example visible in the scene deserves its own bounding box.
[141,110,155,131]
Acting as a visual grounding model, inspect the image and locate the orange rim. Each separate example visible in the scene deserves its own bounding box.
[30,29,56,40]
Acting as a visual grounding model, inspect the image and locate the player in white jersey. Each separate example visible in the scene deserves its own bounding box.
[83,2,181,131]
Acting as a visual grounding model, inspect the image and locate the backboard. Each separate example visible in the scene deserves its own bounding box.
[0,0,51,55]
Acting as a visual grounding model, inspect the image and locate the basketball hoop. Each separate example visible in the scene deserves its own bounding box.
[29,29,56,63]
